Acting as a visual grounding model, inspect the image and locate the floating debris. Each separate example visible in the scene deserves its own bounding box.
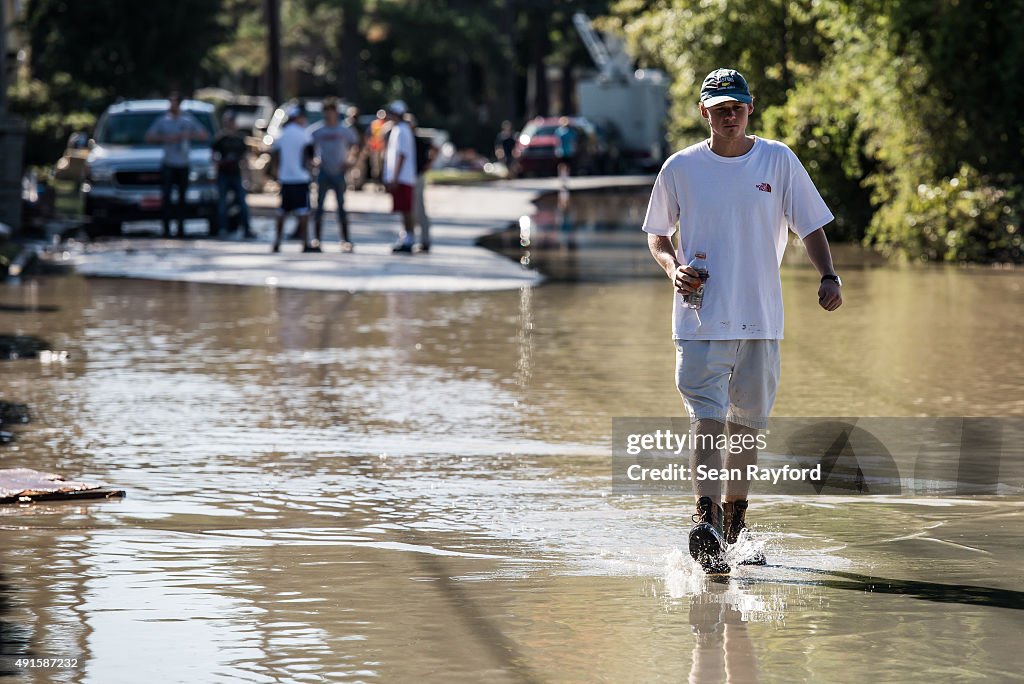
[0,336,50,360]
[0,403,29,425]
[0,468,125,504]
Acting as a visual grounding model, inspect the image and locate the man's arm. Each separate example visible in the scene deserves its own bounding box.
[144,120,164,144]
[648,233,702,297]
[802,227,842,311]
[189,117,209,142]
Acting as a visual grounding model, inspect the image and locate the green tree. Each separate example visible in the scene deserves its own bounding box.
[612,0,1024,262]
[24,0,226,96]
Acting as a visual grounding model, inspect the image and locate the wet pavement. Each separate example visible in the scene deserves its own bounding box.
[70,178,653,293]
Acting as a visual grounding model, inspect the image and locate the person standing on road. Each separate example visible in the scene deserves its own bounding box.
[211,112,253,238]
[554,116,577,181]
[270,105,315,253]
[411,116,436,253]
[495,120,518,176]
[643,68,843,574]
[309,97,361,253]
[383,100,418,253]
[144,93,209,238]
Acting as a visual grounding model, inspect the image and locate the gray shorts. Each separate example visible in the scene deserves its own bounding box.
[674,339,781,429]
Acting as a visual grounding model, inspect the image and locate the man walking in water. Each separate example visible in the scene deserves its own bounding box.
[643,68,843,574]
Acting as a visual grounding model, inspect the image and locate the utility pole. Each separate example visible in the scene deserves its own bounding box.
[0,0,27,234]
[265,0,282,103]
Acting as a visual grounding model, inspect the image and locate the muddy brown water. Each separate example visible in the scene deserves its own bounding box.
[0,203,1022,681]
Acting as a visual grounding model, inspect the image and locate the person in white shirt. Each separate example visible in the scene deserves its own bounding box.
[382,100,419,253]
[643,68,843,574]
[271,105,315,253]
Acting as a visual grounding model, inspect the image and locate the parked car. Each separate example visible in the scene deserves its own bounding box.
[82,99,219,235]
[512,116,601,177]
[222,95,276,136]
[53,132,90,182]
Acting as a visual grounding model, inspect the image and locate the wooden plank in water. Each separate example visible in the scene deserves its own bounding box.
[0,468,125,504]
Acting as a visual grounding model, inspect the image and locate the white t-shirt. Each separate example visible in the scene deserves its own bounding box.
[272,122,313,184]
[642,137,833,340]
[384,121,416,186]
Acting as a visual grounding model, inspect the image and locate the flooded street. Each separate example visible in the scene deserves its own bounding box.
[1,215,1023,680]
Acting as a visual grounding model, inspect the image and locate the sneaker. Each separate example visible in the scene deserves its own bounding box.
[302,242,322,253]
[271,243,281,253]
[417,243,431,253]
[724,499,767,566]
[340,241,354,253]
[689,496,730,575]
[392,241,414,254]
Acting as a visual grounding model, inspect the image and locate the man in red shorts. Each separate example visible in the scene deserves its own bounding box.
[383,100,419,253]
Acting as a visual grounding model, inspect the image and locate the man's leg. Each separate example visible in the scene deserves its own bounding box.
[720,340,779,564]
[723,421,759,503]
[692,419,724,503]
[414,174,429,249]
[273,212,284,252]
[314,171,328,244]
[216,175,230,235]
[298,214,310,248]
[677,340,733,573]
[402,211,415,243]
[336,176,351,246]
[160,166,173,237]
[233,176,252,236]
[391,184,415,252]
[175,168,189,237]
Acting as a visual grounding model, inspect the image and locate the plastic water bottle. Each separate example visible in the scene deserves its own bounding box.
[684,251,709,310]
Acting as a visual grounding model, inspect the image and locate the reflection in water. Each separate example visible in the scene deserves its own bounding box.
[0,569,30,677]
[688,581,761,684]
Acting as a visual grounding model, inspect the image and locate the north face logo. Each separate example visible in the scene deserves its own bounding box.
[756,182,772,193]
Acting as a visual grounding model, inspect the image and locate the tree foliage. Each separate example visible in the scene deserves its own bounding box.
[612,0,1024,262]
[24,0,226,96]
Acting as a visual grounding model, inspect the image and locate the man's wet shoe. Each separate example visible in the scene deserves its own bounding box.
[724,499,767,566]
[689,496,730,575]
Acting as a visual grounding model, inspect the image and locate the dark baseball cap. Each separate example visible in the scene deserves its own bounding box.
[700,68,752,107]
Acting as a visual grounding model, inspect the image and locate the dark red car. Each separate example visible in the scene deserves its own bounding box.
[512,116,599,177]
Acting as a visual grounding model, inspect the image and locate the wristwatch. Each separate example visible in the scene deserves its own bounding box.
[821,274,842,287]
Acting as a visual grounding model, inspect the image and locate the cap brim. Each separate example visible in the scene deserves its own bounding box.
[701,93,752,107]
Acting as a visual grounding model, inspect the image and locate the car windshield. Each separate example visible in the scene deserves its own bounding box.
[526,125,560,137]
[225,104,259,115]
[95,111,216,146]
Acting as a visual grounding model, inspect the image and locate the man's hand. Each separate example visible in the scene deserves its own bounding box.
[672,264,704,297]
[818,280,842,311]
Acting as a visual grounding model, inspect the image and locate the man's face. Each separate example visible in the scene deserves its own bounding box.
[700,100,753,139]
[169,97,181,115]
[324,107,339,126]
